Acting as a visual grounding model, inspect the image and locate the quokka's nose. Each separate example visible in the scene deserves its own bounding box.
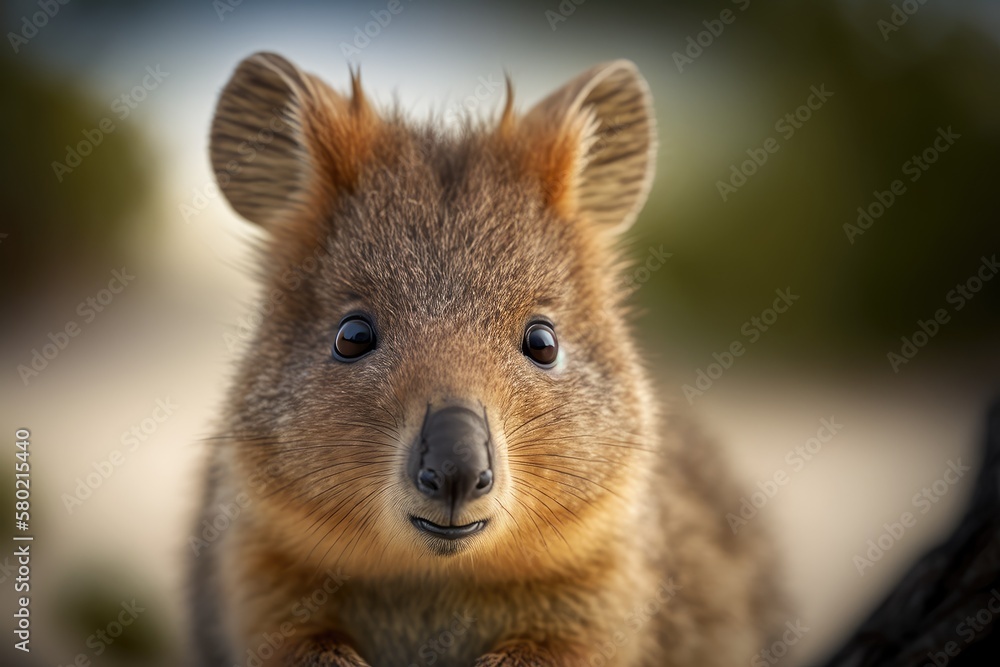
[411,405,494,516]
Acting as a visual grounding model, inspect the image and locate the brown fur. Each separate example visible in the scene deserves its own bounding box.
[192,52,783,666]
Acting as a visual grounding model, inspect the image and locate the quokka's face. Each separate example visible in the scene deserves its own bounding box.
[212,53,657,575]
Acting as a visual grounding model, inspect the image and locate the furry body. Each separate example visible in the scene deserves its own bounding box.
[192,52,782,666]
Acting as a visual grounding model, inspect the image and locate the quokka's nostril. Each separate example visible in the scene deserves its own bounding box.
[476,469,493,491]
[418,468,441,494]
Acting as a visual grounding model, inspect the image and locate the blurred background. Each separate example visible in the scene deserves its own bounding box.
[2,0,999,664]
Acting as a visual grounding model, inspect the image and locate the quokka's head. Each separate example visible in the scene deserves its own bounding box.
[212,52,658,577]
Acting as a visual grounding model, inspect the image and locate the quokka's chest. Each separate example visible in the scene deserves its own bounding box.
[328,581,619,667]
[336,591,501,667]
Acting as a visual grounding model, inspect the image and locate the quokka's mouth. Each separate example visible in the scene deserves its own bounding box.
[410,516,488,541]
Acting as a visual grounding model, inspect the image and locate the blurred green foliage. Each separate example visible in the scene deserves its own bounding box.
[620,1,1000,361]
[0,53,152,301]
[56,566,171,664]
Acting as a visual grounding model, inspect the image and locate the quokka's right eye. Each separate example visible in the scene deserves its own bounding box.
[522,322,559,369]
[333,316,376,362]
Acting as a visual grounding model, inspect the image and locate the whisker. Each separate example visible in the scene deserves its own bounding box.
[510,462,625,500]
[298,475,391,539]
[504,404,566,439]
[296,465,397,517]
[336,420,402,443]
[512,479,583,525]
[343,487,393,564]
[259,459,393,501]
[509,496,550,549]
[507,464,593,504]
[508,452,621,466]
[312,483,386,576]
[509,438,657,454]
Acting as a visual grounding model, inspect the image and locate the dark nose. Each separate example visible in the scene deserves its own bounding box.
[411,405,494,516]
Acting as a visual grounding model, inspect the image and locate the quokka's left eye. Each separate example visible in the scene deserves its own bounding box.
[333,316,376,361]
[522,322,559,369]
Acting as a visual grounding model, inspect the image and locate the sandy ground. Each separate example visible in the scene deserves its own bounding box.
[684,370,988,664]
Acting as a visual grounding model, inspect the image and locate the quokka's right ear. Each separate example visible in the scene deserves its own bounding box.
[210,52,381,253]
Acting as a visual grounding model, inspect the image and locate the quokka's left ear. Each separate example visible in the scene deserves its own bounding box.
[519,60,657,234]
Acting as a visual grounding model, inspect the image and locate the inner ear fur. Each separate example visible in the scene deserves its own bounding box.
[518,60,657,234]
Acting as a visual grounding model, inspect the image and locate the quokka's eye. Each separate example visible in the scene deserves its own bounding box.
[333,316,376,361]
[522,322,559,369]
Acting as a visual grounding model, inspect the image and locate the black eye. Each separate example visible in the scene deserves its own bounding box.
[333,317,376,361]
[522,322,559,368]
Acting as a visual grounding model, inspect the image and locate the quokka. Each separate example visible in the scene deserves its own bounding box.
[191,52,783,667]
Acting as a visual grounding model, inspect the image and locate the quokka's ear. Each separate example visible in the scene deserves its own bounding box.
[520,60,657,234]
[210,52,380,252]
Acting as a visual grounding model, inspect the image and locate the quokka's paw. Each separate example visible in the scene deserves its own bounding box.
[474,640,562,667]
[284,637,370,667]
